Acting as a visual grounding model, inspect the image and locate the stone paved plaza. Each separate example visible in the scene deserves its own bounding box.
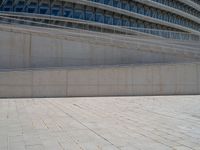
[0,96,200,150]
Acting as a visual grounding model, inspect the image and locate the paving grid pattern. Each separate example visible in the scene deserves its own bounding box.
[0,96,200,150]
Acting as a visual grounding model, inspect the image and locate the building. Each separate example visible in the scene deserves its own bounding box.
[0,0,200,97]
[0,0,200,39]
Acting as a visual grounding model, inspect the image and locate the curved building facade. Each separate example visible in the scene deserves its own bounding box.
[0,0,200,36]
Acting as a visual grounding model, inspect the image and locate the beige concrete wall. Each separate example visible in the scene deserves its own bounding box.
[0,26,199,69]
[0,62,199,98]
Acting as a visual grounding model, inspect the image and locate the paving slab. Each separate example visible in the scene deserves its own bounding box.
[0,96,200,150]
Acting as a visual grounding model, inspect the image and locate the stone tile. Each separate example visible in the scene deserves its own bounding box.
[0,96,200,150]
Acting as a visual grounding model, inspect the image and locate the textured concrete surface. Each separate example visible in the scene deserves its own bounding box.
[0,96,200,150]
[0,24,199,69]
[0,62,200,98]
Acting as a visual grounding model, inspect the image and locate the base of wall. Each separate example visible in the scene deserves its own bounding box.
[0,62,200,98]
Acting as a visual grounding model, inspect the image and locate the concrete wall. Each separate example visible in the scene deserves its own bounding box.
[0,62,199,98]
[0,25,199,69]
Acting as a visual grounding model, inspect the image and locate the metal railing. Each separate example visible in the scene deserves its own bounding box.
[122,26,200,41]
[0,11,200,41]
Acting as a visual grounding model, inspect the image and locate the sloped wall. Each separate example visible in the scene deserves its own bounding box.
[0,25,199,69]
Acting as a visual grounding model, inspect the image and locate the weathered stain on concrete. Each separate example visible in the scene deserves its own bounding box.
[0,62,200,98]
[0,24,199,69]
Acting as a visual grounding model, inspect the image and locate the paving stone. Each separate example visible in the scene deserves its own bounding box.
[0,96,200,150]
